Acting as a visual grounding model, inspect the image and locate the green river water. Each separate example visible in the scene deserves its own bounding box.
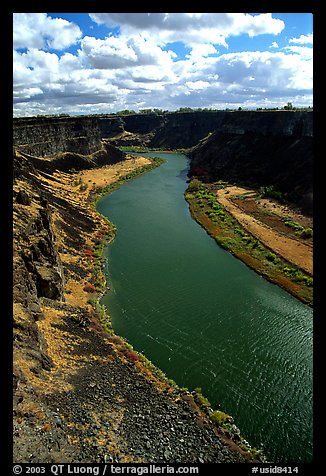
[97,152,313,463]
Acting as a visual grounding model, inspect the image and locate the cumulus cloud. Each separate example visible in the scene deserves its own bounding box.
[289,33,313,45]
[13,12,312,116]
[13,13,82,50]
[79,34,175,70]
[89,12,284,47]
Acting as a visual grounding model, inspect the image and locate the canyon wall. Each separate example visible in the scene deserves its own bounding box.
[97,110,313,149]
[13,116,102,157]
[13,110,313,212]
[188,112,313,214]
[100,110,313,213]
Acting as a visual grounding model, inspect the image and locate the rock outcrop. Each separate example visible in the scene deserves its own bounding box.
[188,112,313,214]
[13,153,64,380]
[13,116,102,157]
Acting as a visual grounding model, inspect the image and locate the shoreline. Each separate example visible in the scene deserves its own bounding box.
[81,155,266,460]
[184,179,313,307]
[14,151,264,463]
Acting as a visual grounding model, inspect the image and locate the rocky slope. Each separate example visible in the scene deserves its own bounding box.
[13,143,261,463]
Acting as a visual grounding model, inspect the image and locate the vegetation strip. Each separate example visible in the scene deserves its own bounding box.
[185,179,313,306]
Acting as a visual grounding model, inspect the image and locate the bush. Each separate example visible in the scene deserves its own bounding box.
[193,388,211,409]
[84,249,94,258]
[265,251,280,264]
[125,351,140,362]
[297,227,313,239]
[210,410,232,426]
[187,179,203,193]
[83,283,96,293]
[79,183,88,192]
[259,185,284,202]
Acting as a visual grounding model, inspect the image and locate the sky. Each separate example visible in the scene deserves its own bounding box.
[13,12,313,117]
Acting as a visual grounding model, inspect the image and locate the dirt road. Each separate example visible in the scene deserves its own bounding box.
[216,186,313,276]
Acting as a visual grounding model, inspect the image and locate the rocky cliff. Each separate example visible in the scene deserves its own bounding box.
[188,112,313,214]
[98,110,312,149]
[13,116,103,157]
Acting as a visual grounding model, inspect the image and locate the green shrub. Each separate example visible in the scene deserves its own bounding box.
[297,227,313,239]
[265,251,280,264]
[187,179,202,193]
[283,266,313,286]
[210,410,232,426]
[259,185,284,202]
[193,388,211,409]
[79,182,88,192]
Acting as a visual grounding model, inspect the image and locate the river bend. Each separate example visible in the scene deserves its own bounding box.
[97,152,313,463]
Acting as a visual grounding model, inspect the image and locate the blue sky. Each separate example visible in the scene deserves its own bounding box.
[13,13,313,116]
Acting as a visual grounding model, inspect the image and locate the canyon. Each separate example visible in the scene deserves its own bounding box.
[12,110,313,464]
[14,110,313,213]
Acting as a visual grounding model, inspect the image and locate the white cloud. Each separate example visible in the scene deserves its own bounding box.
[13,13,82,50]
[13,87,43,100]
[13,12,312,116]
[79,34,175,72]
[186,44,218,60]
[89,12,284,48]
[289,33,313,45]
[185,80,210,90]
[283,45,313,60]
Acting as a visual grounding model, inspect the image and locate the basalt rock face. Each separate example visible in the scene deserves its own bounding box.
[98,110,313,150]
[13,153,64,380]
[13,116,102,157]
[189,112,313,214]
[13,116,126,175]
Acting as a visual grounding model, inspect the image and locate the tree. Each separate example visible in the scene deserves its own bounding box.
[284,102,293,110]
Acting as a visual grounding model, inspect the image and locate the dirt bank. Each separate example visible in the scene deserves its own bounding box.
[216,186,313,276]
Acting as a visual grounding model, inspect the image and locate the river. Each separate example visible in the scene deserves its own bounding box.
[97,152,313,463]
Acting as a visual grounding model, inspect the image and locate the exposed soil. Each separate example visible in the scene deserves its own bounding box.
[216,186,313,276]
